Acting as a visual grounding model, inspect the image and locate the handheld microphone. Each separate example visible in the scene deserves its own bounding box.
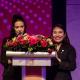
[17,31,23,36]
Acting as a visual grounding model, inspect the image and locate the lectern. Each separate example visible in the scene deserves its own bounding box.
[6,51,55,80]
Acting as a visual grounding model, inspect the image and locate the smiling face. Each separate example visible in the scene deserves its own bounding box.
[52,26,65,43]
[14,20,25,35]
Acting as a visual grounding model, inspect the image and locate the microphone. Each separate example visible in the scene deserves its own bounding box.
[17,31,23,36]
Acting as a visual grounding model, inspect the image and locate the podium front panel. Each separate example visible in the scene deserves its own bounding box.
[12,58,51,66]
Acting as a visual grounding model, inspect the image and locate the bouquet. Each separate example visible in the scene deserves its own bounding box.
[4,33,55,53]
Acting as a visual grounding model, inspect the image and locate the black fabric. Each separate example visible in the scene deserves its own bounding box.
[0,38,22,80]
[46,44,76,80]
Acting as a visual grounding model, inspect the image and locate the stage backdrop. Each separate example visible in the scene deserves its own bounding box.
[67,0,80,80]
[0,0,52,80]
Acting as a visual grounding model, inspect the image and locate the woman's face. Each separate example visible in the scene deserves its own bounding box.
[52,27,65,43]
[14,20,25,35]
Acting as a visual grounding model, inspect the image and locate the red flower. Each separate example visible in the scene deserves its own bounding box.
[28,36,39,46]
[6,40,18,47]
[5,33,55,52]
[16,35,28,45]
[40,39,48,47]
[6,40,12,46]
[11,41,18,46]
[19,39,27,45]
[17,35,23,42]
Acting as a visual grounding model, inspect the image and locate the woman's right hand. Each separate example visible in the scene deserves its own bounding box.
[8,59,12,64]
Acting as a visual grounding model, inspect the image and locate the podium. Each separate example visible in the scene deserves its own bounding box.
[6,51,55,80]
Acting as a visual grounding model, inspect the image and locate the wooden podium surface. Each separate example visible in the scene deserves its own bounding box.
[6,51,55,80]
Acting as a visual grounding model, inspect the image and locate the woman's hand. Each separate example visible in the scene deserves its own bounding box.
[47,38,53,46]
[8,59,12,64]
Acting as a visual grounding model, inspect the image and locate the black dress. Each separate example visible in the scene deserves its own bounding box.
[0,38,22,80]
[46,44,76,80]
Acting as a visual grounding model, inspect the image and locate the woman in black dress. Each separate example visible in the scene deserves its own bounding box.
[0,14,27,80]
[46,24,76,80]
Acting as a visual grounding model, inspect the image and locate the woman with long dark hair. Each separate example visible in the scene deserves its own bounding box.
[0,14,27,80]
[46,24,76,80]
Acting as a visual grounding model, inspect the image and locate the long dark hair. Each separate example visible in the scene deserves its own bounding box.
[51,24,70,45]
[10,14,27,38]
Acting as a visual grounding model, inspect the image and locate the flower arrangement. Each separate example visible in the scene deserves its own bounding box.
[4,33,55,52]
